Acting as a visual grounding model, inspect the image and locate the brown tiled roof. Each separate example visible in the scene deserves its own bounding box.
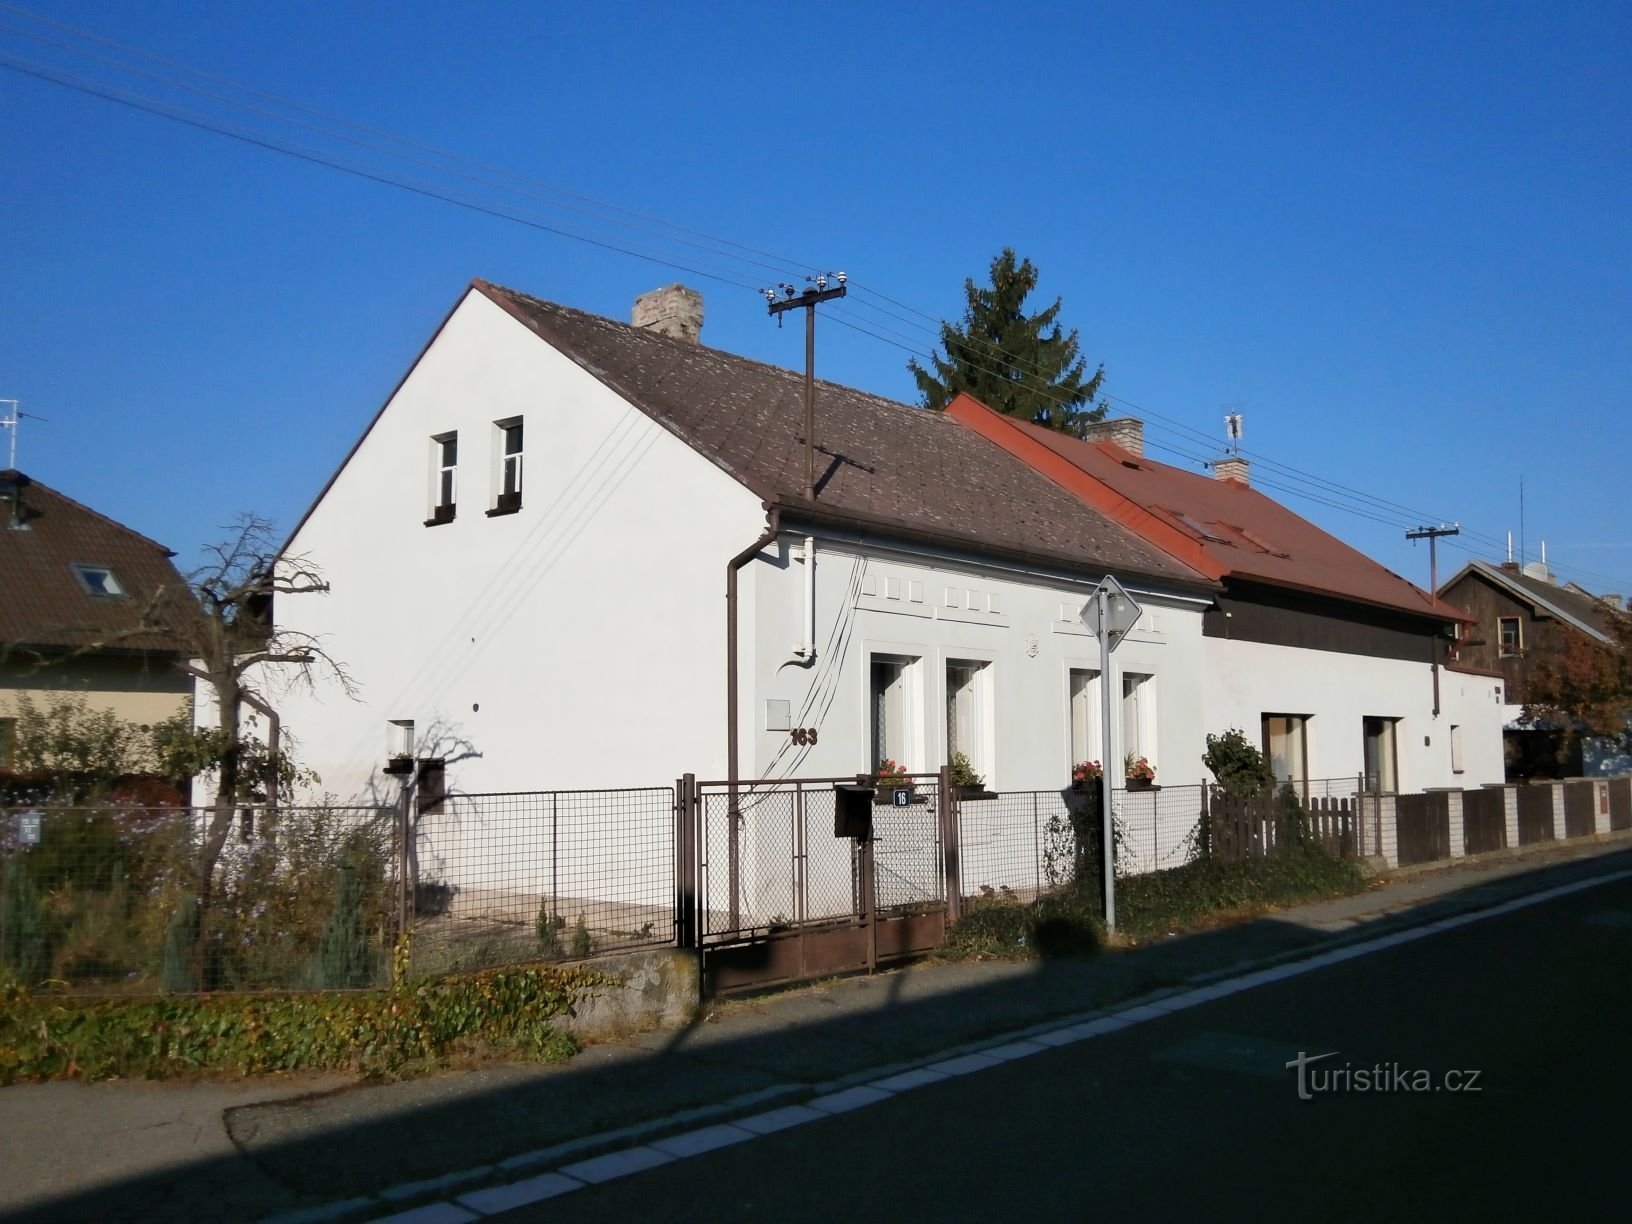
[473,282,1209,588]
[0,471,194,656]
[948,397,1455,622]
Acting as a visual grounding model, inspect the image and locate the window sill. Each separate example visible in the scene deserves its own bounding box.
[424,505,456,527]
[485,503,522,518]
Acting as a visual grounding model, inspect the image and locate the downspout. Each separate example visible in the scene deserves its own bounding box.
[726,506,780,930]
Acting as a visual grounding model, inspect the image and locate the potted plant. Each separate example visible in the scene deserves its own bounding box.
[1071,760,1102,792]
[949,750,989,799]
[1124,754,1157,790]
[873,758,910,805]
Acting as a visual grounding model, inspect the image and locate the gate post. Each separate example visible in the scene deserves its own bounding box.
[861,831,878,973]
[675,775,697,950]
[937,765,961,922]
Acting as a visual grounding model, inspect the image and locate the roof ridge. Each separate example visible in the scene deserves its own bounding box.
[1,469,177,558]
[476,280,957,428]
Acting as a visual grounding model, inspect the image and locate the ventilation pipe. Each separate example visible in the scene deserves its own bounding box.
[791,536,816,663]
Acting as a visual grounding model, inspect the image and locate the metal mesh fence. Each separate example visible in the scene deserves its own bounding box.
[1,803,395,995]
[408,787,674,977]
[696,777,946,941]
[1111,785,1207,875]
[955,790,1061,902]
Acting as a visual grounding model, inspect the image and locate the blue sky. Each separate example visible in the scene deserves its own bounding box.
[3,1,1628,595]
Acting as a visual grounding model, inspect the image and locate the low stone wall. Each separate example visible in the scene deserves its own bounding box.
[559,946,701,1041]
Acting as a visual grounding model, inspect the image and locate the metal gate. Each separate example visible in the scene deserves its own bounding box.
[677,772,952,993]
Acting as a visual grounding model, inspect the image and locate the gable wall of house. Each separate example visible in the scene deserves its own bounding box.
[263,289,764,802]
[1440,572,1567,704]
[746,534,1210,791]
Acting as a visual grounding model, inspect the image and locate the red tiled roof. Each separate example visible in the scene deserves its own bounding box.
[945,398,1458,622]
[0,471,194,655]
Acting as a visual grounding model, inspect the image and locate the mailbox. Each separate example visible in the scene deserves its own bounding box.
[834,783,875,840]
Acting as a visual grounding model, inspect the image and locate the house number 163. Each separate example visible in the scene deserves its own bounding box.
[789,727,819,745]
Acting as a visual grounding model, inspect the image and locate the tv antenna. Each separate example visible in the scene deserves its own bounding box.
[1223,408,1244,455]
[1,400,49,471]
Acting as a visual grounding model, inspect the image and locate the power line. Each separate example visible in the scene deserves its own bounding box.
[0,1,823,277]
[5,11,1623,592]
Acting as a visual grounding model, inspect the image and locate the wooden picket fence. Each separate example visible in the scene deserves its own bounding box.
[1203,791,1357,863]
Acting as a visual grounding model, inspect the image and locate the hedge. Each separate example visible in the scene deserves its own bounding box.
[0,943,603,1083]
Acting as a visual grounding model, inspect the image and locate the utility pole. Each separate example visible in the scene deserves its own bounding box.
[1407,523,1460,602]
[765,275,847,501]
[1408,523,1460,717]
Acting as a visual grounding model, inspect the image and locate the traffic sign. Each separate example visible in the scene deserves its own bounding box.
[1079,575,1143,653]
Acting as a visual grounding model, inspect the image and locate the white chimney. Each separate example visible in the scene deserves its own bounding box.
[1083,417,1144,457]
[632,284,703,343]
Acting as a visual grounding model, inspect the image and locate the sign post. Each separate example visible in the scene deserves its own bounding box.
[1080,576,1142,933]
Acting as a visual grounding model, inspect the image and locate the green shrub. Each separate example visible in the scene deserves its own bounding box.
[312,864,380,989]
[535,899,564,959]
[569,913,593,960]
[1202,728,1275,798]
[1115,843,1364,939]
[943,888,1105,960]
[1,856,50,985]
[161,896,200,994]
[0,948,601,1084]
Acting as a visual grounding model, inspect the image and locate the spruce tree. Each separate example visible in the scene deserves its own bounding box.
[0,856,49,985]
[909,248,1107,436]
[313,864,377,989]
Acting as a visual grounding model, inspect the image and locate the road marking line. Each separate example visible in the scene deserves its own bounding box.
[455,1172,582,1215]
[557,1146,675,1185]
[808,1085,895,1114]
[926,1052,1007,1076]
[373,1203,480,1224]
[870,1067,952,1091]
[648,1123,758,1158]
[733,1104,827,1135]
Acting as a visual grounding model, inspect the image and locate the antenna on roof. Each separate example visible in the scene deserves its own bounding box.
[0,399,49,471]
[1223,409,1244,455]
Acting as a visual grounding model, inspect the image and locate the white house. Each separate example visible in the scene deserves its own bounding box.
[257,281,1221,918]
[945,398,1508,795]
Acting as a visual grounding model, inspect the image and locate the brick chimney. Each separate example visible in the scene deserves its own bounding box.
[1083,416,1143,457]
[1213,456,1250,486]
[632,284,703,343]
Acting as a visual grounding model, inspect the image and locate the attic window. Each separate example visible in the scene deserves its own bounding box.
[1164,509,1228,544]
[72,564,124,598]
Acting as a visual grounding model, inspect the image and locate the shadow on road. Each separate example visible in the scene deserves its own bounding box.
[10,844,1630,1223]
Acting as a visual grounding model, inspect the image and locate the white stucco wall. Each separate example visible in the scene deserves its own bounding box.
[734,534,1211,914]
[1202,637,1507,791]
[264,288,762,806]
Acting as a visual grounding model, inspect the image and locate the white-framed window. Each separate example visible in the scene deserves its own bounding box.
[70,563,124,598]
[491,417,523,513]
[1121,672,1156,773]
[945,659,990,780]
[1498,616,1522,657]
[428,432,458,524]
[1450,724,1465,774]
[1363,716,1399,792]
[1263,714,1309,789]
[1068,668,1102,769]
[870,653,919,773]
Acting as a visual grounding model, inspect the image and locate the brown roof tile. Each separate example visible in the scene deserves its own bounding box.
[0,471,194,656]
[475,282,1210,588]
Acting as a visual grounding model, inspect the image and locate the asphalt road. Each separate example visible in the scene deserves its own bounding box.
[503,874,1632,1223]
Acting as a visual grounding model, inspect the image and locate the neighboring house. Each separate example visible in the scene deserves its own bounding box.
[0,469,193,765]
[263,279,1221,811]
[944,402,1507,792]
[1439,557,1628,778]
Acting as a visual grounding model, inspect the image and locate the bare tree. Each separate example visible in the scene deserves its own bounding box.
[173,515,355,932]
